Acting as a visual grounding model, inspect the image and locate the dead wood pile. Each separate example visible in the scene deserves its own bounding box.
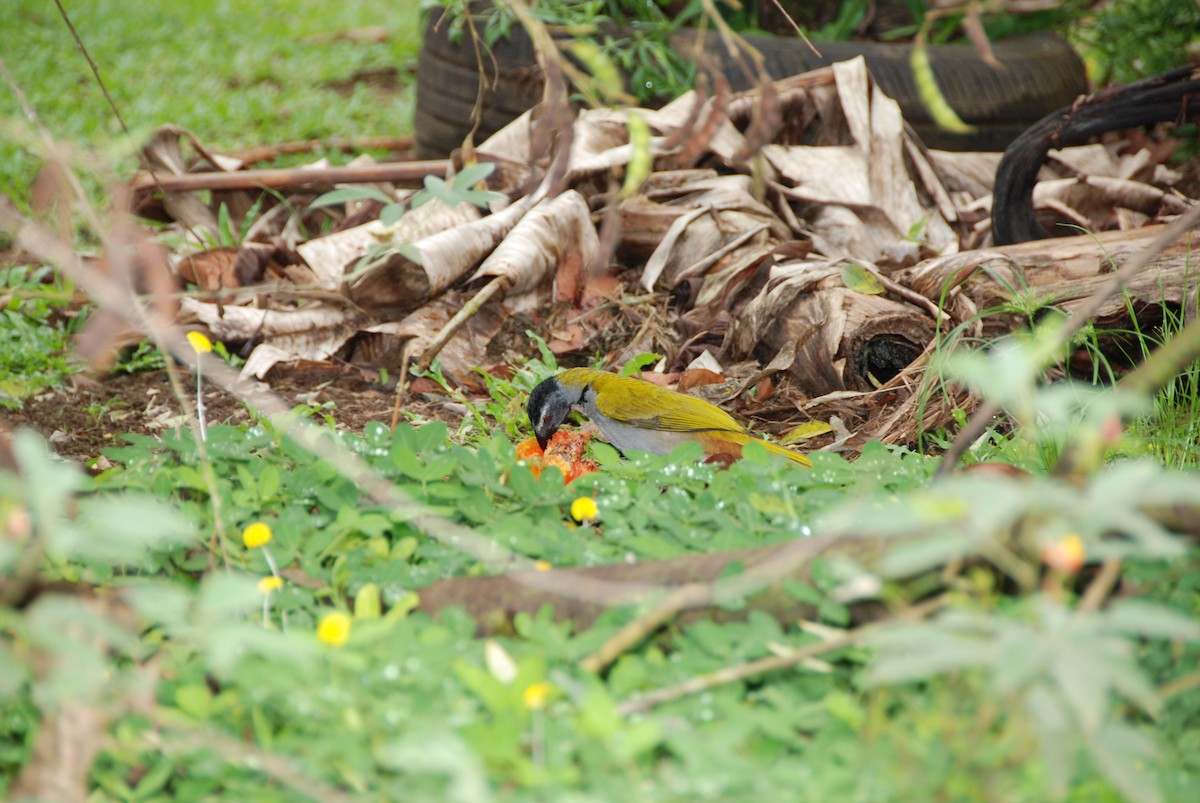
[127,57,1199,450]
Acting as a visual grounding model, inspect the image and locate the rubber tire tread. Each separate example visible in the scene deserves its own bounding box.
[415,18,1086,157]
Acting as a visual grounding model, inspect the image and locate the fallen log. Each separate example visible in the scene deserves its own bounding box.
[415,535,884,635]
[897,223,1200,345]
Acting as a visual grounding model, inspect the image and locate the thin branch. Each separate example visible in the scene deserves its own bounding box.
[618,630,860,716]
[579,535,840,673]
[1078,557,1123,614]
[130,159,449,195]
[580,584,713,673]
[617,595,947,716]
[418,275,512,372]
[1158,668,1200,701]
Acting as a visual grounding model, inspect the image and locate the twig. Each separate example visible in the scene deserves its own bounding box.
[130,159,449,195]
[418,275,513,372]
[617,630,859,715]
[390,339,418,431]
[872,268,945,326]
[578,535,840,674]
[617,595,947,716]
[1078,557,1123,614]
[50,0,206,247]
[225,135,414,167]
[765,0,821,56]
[1158,669,1200,701]
[672,222,770,283]
[580,584,714,673]
[936,206,1200,477]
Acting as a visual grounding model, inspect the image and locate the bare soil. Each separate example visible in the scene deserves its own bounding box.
[0,364,446,462]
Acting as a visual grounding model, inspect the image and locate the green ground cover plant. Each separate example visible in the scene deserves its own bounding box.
[3,330,1199,800]
[0,265,80,409]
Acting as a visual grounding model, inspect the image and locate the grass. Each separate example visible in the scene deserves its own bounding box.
[1121,300,1200,469]
[0,0,423,406]
[0,0,422,206]
[0,265,79,408]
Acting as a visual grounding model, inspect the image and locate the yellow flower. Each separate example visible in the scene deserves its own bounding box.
[258,576,283,594]
[535,560,552,572]
[242,522,273,549]
[317,611,352,647]
[186,331,213,354]
[523,681,554,710]
[570,496,598,522]
[1042,533,1085,574]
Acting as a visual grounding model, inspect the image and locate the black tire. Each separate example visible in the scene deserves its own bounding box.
[992,64,1200,245]
[415,17,1087,158]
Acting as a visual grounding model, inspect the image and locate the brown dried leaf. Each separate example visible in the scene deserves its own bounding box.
[365,286,548,384]
[469,190,599,296]
[346,194,537,318]
[297,197,481,290]
[138,126,243,238]
[181,298,364,379]
[678,368,725,390]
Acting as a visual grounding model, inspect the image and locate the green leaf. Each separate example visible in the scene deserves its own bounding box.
[823,691,864,729]
[1086,722,1163,803]
[455,659,514,715]
[379,202,408,228]
[374,731,492,803]
[620,112,653,199]
[840,263,885,295]
[122,582,192,631]
[910,31,975,134]
[396,242,423,264]
[578,684,621,740]
[619,353,662,376]
[453,161,496,187]
[175,684,214,719]
[214,202,231,246]
[355,583,382,620]
[196,573,263,624]
[878,531,971,578]
[13,428,83,533]
[258,463,281,500]
[309,186,395,209]
[63,494,195,565]
[1104,599,1200,641]
[1051,651,1108,732]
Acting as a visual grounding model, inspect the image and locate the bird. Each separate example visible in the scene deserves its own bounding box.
[527,368,811,466]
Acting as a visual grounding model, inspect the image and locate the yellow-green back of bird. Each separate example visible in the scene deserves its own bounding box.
[543,368,811,466]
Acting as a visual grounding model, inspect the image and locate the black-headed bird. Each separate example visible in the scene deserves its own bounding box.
[527,368,810,466]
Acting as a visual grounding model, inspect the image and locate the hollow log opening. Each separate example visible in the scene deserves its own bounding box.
[852,333,929,386]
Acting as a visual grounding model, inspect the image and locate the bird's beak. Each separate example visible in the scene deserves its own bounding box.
[536,433,550,451]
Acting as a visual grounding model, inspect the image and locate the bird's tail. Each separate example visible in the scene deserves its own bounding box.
[756,437,812,467]
[700,430,812,467]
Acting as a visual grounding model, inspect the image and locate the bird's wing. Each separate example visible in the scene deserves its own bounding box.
[591,374,744,433]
